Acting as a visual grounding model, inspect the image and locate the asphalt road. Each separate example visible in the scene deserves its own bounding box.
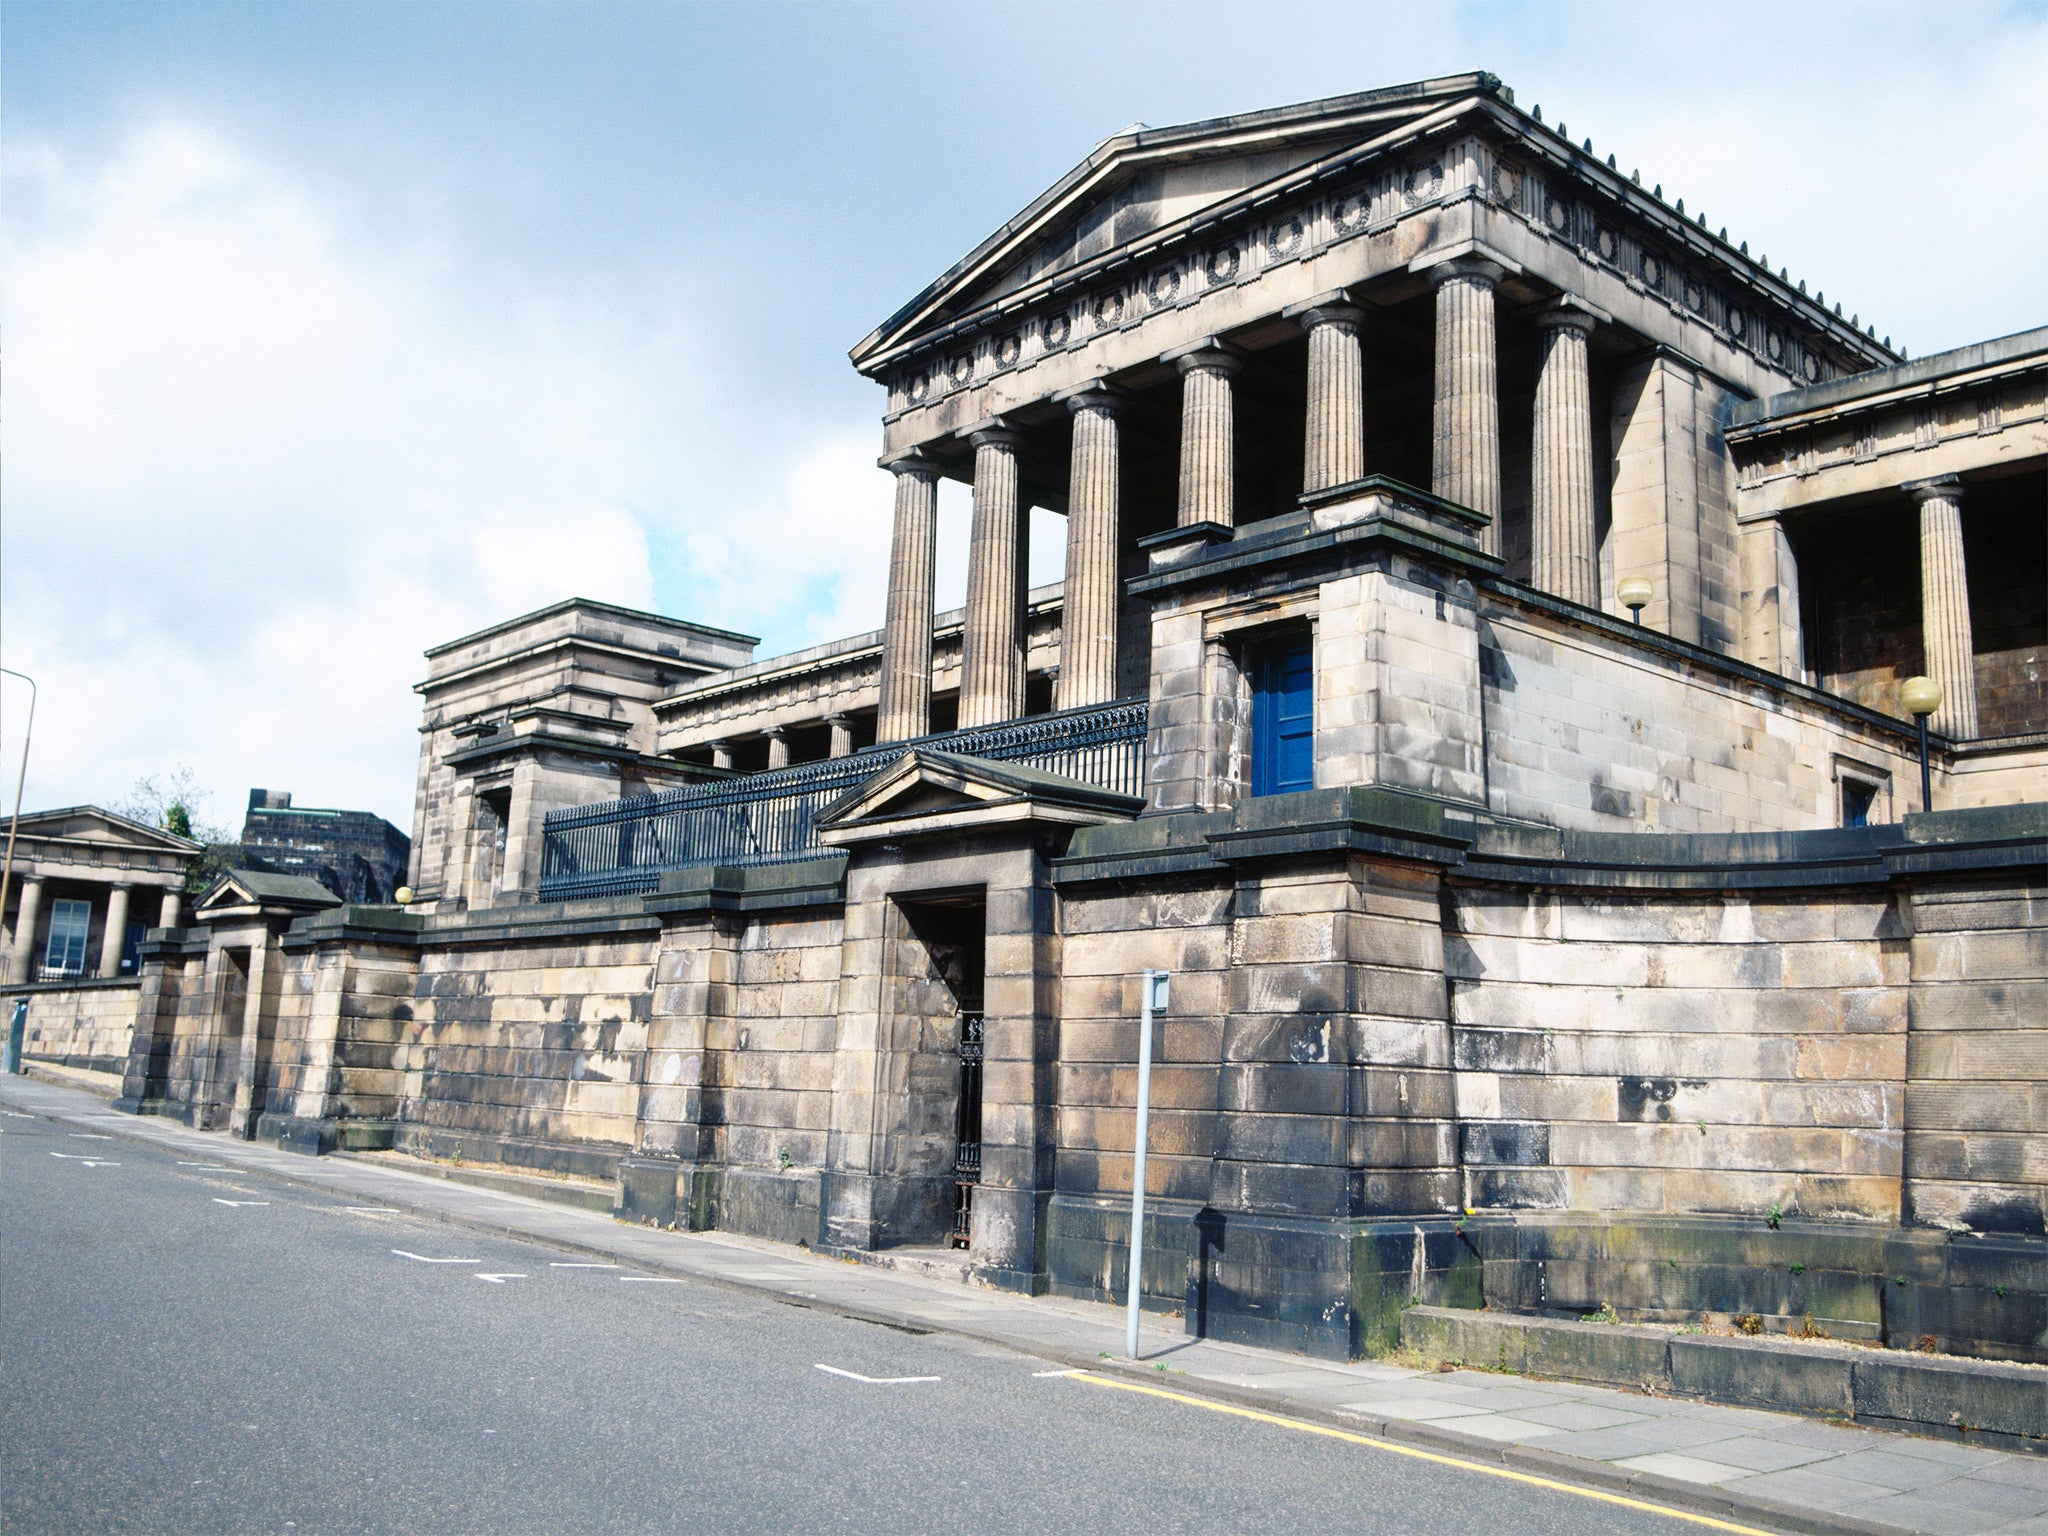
[2,1109,1699,1536]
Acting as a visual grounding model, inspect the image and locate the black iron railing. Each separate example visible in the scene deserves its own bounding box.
[537,698,1147,899]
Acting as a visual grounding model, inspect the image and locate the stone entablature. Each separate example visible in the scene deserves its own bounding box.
[1728,327,2048,514]
[652,585,1065,755]
[855,79,1891,449]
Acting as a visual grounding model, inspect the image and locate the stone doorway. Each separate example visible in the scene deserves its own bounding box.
[893,896,985,1250]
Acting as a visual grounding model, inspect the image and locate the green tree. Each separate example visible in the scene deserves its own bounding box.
[117,768,239,896]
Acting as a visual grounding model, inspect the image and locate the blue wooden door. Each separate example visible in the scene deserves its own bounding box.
[1252,637,1314,796]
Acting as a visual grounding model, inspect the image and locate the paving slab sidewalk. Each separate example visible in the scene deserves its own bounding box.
[6,1072,2044,1536]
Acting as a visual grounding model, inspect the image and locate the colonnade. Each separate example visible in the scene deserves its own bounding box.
[4,880,181,985]
[874,265,1611,742]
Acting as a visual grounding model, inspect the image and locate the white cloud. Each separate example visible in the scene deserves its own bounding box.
[0,122,885,828]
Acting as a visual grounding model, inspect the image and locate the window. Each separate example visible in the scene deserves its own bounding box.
[1840,779,1877,829]
[42,898,91,978]
[1832,756,1890,829]
[1251,634,1315,797]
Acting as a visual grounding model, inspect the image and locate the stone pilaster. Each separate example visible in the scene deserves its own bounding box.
[1910,477,1979,738]
[1059,386,1124,710]
[958,425,1027,728]
[7,877,43,984]
[98,885,131,979]
[1300,301,1365,493]
[1171,341,1239,528]
[876,456,940,743]
[1530,306,1599,605]
[1429,260,1502,540]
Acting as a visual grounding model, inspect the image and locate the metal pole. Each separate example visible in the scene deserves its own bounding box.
[1917,716,1932,814]
[0,669,36,972]
[1127,969,1165,1359]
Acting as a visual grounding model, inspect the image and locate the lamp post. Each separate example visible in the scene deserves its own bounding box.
[1617,575,1653,626]
[0,668,36,968]
[1901,675,1943,814]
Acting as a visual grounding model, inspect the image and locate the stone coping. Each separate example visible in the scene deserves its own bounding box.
[1401,1307,2046,1454]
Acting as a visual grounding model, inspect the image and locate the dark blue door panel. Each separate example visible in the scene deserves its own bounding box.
[1252,637,1314,796]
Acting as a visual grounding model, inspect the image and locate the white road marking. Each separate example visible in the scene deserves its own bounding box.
[177,1162,229,1169]
[68,1133,114,1139]
[391,1249,479,1264]
[342,1207,400,1216]
[1033,1369,1082,1378]
[619,1275,683,1284]
[474,1273,527,1284]
[814,1364,941,1385]
[212,1199,269,1207]
[50,1152,120,1166]
[549,1262,619,1269]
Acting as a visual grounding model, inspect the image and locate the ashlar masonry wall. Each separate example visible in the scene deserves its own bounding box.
[1447,885,1909,1222]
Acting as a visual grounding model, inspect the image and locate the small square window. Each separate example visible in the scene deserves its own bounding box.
[1840,778,1877,828]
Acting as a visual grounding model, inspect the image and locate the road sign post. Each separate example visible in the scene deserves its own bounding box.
[1127,968,1168,1359]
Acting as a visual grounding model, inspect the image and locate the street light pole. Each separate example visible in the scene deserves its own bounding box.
[1900,675,1943,815]
[0,668,37,965]
[1126,968,1168,1360]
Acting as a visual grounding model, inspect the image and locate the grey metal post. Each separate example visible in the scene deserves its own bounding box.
[4,999,26,1074]
[1126,968,1167,1359]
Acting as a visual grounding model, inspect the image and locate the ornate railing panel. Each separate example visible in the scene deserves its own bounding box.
[538,698,1147,899]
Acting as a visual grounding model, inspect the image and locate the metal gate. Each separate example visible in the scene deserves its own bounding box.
[950,1011,984,1249]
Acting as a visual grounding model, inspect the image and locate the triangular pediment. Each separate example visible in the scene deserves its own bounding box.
[815,750,1143,845]
[851,73,1500,370]
[195,867,342,920]
[12,805,203,854]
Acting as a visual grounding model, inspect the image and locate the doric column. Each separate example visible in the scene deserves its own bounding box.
[98,885,132,979]
[7,877,43,984]
[764,727,790,770]
[1910,477,1979,738]
[158,890,181,930]
[1058,385,1124,710]
[875,456,940,743]
[958,425,1028,728]
[1171,341,1239,527]
[1430,258,1503,542]
[826,715,854,758]
[1300,300,1365,493]
[1531,305,1600,605]
[709,742,734,772]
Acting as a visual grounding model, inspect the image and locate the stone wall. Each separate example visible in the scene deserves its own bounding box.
[5,979,141,1074]
[393,919,658,1178]
[1446,886,1908,1222]
[1903,876,2048,1236]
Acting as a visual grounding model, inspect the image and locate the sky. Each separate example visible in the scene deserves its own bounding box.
[4,0,2045,833]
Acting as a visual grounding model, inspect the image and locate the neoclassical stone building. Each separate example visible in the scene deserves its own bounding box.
[81,76,2048,1363]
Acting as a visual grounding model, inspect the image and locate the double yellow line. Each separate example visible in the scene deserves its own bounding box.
[1070,1372,1782,1535]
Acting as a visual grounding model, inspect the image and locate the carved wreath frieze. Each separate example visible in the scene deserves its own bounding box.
[1402,160,1445,204]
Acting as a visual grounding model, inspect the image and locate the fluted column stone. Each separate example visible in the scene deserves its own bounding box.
[158,890,181,929]
[764,728,790,770]
[1300,301,1365,493]
[876,456,941,743]
[709,742,734,772]
[1058,387,1124,710]
[827,715,854,758]
[1531,306,1600,605]
[7,877,43,984]
[959,426,1028,728]
[1430,259,1503,545]
[1911,478,1979,739]
[98,885,131,979]
[1172,342,1239,528]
